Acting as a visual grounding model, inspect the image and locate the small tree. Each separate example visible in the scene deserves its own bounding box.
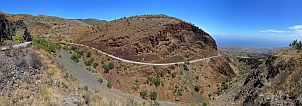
[289,40,302,50]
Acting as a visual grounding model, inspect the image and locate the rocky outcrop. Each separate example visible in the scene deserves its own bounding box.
[0,14,15,43]
[0,14,31,44]
[80,15,218,62]
[234,50,302,106]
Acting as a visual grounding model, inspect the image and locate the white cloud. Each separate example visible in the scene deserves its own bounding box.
[259,29,287,33]
[289,25,302,34]
[259,25,302,35]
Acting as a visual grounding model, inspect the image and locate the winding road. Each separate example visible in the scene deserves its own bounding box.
[1,41,222,105]
[62,42,222,66]
[1,41,221,65]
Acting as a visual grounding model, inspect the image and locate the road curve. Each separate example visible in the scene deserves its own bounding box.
[2,41,221,66]
[62,42,221,66]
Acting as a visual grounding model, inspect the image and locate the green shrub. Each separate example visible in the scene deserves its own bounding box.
[202,102,208,106]
[153,77,161,87]
[84,58,94,66]
[71,53,82,63]
[218,82,229,92]
[107,81,112,89]
[15,34,24,44]
[147,77,162,87]
[33,38,61,53]
[150,91,157,100]
[77,50,84,56]
[133,80,141,91]
[103,62,114,73]
[140,90,148,99]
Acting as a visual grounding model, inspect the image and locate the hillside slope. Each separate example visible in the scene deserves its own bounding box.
[74,15,218,63]
[1,13,236,104]
[211,49,302,105]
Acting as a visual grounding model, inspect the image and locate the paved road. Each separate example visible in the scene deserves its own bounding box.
[63,42,221,66]
[1,41,221,66]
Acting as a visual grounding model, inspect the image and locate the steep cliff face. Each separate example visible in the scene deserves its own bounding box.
[0,13,31,44]
[215,49,302,106]
[0,14,15,43]
[238,50,302,105]
[76,15,218,63]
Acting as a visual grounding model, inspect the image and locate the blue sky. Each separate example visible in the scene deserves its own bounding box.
[1,0,302,48]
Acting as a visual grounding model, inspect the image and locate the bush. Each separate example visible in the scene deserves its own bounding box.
[202,102,208,106]
[33,38,61,53]
[289,40,302,50]
[15,34,24,44]
[71,53,82,63]
[140,90,148,99]
[153,77,161,87]
[107,81,112,89]
[77,50,84,56]
[147,77,161,87]
[194,85,201,92]
[218,82,229,92]
[150,91,157,100]
[84,58,94,66]
[103,62,114,73]
[133,80,141,91]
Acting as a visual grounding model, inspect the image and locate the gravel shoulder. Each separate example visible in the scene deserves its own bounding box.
[53,49,177,106]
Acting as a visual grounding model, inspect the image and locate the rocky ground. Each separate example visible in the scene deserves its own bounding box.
[210,48,302,106]
[0,47,104,106]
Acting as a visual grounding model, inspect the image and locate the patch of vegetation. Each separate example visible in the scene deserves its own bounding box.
[218,82,229,92]
[98,78,103,83]
[289,40,302,50]
[147,77,162,87]
[133,80,141,91]
[150,91,158,100]
[70,46,78,51]
[202,102,208,106]
[33,38,61,53]
[107,81,112,89]
[84,58,94,66]
[140,90,148,99]
[103,62,114,73]
[14,34,24,44]
[194,85,201,92]
[70,53,82,63]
